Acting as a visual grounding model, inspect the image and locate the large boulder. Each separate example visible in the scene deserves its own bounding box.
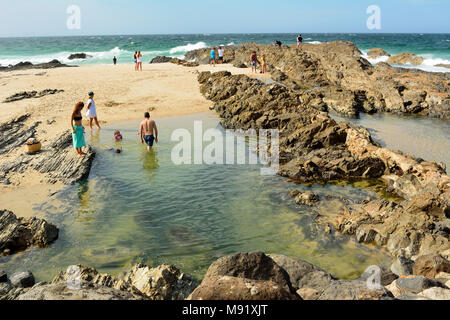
[204,252,293,291]
[0,210,58,256]
[387,53,424,65]
[413,254,450,278]
[391,256,414,276]
[187,276,300,300]
[418,287,450,300]
[150,56,172,64]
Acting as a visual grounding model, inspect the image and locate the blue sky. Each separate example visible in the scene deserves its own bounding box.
[0,0,449,37]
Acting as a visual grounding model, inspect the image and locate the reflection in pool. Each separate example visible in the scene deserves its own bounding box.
[0,113,392,281]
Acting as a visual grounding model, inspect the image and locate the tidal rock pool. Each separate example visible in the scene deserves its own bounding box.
[0,113,392,281]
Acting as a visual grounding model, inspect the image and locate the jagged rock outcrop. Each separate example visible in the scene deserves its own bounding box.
[3,89,64,103]
[188,42,449,119]
[0,60,73,72]
[0,210,58,256]
[198,71,449,259]
[0,124,95,185]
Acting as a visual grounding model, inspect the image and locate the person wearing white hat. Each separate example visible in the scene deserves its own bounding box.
[86,91,101,130]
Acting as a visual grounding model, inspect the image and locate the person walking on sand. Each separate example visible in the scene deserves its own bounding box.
[139,112,158,152]
[137,51,143,71]
[297,34,303,48]
[71,102,86,157]
[113,56,117,65]
[250,51,258,73]
[218,46,224,64]
[261,54,267,74]
[210,47,216,67]
[86,92,101,130]
[134,51,138,71]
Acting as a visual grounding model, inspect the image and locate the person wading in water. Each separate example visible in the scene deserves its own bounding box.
[139,112,158,152]
[71,102,87,157]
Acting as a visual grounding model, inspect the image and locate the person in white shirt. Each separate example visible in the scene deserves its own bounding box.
[218,47,225,64]
[86,92,101,130]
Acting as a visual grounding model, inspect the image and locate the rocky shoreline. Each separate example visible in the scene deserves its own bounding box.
[0,60,74,72]
[197,70,449,262]
[1,251,449,300]
[187,42,450,119]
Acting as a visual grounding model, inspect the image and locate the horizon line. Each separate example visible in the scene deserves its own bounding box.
[1,31,450,39]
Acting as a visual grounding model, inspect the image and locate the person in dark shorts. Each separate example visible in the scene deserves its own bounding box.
[139,112,158,151]
[113,56,117,65]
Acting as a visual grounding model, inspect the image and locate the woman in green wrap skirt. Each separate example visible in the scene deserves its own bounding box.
[71,102,86,157]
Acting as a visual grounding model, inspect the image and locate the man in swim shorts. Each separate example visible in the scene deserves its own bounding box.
[139,112,158,151]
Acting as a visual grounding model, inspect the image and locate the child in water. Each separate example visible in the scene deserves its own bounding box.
[114,130,123,141]
[105,145,123,154]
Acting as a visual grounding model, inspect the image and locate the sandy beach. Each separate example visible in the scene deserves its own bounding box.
[0,63,271,217]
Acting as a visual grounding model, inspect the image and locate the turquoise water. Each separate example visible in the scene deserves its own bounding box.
[0,33,449,72]
[0,114,392,282]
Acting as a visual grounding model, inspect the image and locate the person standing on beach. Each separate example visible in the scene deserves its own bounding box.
[86,92,101,130]
[137,51,143,71]
[210,48,216,67]
[139,112,158,152]
[261,54,266,74]
[113,56,117,65]
[250,51,258,73]
[134,51,138,71]
[218,46,224,64]
[297,34,303,48]
[71,102,86,157]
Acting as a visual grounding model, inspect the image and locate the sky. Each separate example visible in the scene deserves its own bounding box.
[0,0,449,37]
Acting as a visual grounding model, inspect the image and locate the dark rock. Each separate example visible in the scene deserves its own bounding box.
[413,254,450,278]
[3,89,64,103]
[10,271,35,288]
[0,210,59,256]
[67,53,92,60]
[204,252,294,291]
[0,270,6,283]
[0,60,73,72]
[150,56,172,64]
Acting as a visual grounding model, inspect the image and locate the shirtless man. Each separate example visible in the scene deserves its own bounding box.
[139,112,158,151]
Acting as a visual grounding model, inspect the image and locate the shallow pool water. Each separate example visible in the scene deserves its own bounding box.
[331,112,450,170]
[0,113,392,281]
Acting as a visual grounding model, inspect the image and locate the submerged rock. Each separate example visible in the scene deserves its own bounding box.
[0,210,58,256]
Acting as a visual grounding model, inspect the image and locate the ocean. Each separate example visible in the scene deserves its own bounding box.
[0,33,449,72]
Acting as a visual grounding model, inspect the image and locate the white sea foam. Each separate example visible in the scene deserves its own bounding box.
[306,41,322,45]
[169,42,207,54]
[361,51,450,73]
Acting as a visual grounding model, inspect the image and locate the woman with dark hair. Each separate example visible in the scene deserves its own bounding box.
[71,102,86,157]
[134,51,138,71]
[137,51,143,71]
